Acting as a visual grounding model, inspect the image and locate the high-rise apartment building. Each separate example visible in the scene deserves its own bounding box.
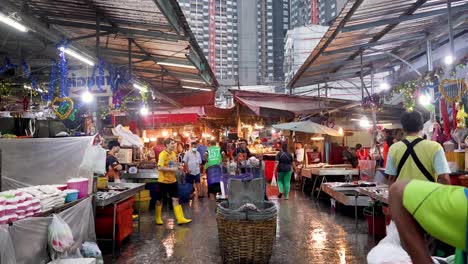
[290,0,346,27]
[256,0,289,84]
[178,0,239,84]
[179,0,288,86]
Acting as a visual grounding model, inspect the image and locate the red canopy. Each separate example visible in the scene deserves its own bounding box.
[141,113,199,126]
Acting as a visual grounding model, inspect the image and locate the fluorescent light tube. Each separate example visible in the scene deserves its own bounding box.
[0,13,27,32]
[133,83,148,92]
[180,79,206,84]
[182,86,211,91]
[58,47,95,66]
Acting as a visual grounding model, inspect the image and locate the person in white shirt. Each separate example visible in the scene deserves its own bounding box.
[183,142,203,198]
[294,142,305,182]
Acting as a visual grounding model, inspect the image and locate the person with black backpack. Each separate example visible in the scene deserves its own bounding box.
[385,110,451,186]
[273,142,295,200]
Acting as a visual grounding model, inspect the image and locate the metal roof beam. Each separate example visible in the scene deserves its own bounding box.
[342,3,468,33]
[153,0,182,35]
[323,33,426,55]
[46,19,182,41]
[329,0,429,77]
[288,0,366,88]
[68,31,111,42]
[101,48,193,66]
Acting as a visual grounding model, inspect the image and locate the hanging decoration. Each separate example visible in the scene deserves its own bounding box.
[112,89,123,109]
[98,58,104,93]
[0,57,17,74]
[0,81,12,98]
[50,97,74,120]
[438,79,467,104]
[58,44,69,98]
[362,94,383,111]
[22,96,30,111]
[21,59,45,100]
[385,81,418,111]
[456,102,468,129]
[440,98,451,140]
[48,59,57,102]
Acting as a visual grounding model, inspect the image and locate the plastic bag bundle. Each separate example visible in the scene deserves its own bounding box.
[80,241,102,258]
[48,214,74,260]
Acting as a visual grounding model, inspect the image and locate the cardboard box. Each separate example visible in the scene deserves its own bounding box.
[115,148,133,164]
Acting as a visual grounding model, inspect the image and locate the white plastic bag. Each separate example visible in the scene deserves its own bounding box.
[271,174,277,187]
[48,214,74,260]
[367,221,411,264]
[80,241,102,258]
[80,145,106,175]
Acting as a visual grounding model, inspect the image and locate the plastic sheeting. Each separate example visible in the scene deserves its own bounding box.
[0,225,15,264]
[3,197,95,264]
[0,137,94,191]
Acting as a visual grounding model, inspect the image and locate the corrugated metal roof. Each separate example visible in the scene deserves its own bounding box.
[288,0,468,88]
[0,0,217,101]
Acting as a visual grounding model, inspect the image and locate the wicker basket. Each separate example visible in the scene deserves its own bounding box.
[217,212,276,264]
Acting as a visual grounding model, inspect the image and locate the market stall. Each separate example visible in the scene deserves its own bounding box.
[302,165,359,198]
[95,182,145,256]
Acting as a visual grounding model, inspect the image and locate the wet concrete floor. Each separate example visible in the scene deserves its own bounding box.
[103,188,376,263]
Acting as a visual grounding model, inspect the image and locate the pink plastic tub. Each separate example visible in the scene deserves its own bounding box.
[67,178,89,199]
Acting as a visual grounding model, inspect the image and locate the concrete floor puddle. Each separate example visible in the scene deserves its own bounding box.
[103,189,375,263]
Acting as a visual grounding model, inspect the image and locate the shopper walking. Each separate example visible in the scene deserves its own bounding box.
[155,138,192,225]
[385,111,451,186]
[294,142,305,183]
[205,140,222,168]
[273,143,295,200]
[183,142,203,198]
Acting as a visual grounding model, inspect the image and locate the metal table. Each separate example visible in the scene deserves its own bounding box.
[354,185,389,240]
[95,182,145,256]
[302,167,359,198]
[120,169,158,181]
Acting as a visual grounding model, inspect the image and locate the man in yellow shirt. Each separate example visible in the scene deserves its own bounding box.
[155,138,192,225]
[385,111,451,185]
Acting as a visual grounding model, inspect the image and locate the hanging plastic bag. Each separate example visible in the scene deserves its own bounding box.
[48,214,75,260]
[80,145,106,175]
[271,174,277,187]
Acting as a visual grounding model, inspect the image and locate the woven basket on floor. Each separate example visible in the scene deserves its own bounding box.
[216,211,276,264]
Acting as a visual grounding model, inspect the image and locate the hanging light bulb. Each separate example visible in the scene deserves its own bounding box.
[379,82,390,90]
[140,106,149,115]
[444,55,454,65]
[359,117,371,128]
[338,127,344,136]
[271,129,276,134]
[162,130,168,137]
[81,91,94,103]
[418,94,431,106]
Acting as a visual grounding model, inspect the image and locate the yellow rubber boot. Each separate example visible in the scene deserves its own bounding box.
[173,205,192,225]
[155,205,163,225]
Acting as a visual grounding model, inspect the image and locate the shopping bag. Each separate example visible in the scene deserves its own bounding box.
[48,214,74,260]
[271,174,277,187]
[80,145,106,175]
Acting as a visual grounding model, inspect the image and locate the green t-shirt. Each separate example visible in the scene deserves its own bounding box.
[206,146,222,168]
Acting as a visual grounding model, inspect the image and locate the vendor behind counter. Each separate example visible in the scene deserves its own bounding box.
[106,140,123,182]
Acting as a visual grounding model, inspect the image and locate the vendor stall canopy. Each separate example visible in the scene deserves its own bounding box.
[0,0,217,106]
[288,0,468,89]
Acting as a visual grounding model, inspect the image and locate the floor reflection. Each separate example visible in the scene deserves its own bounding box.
[103,188,374,264]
